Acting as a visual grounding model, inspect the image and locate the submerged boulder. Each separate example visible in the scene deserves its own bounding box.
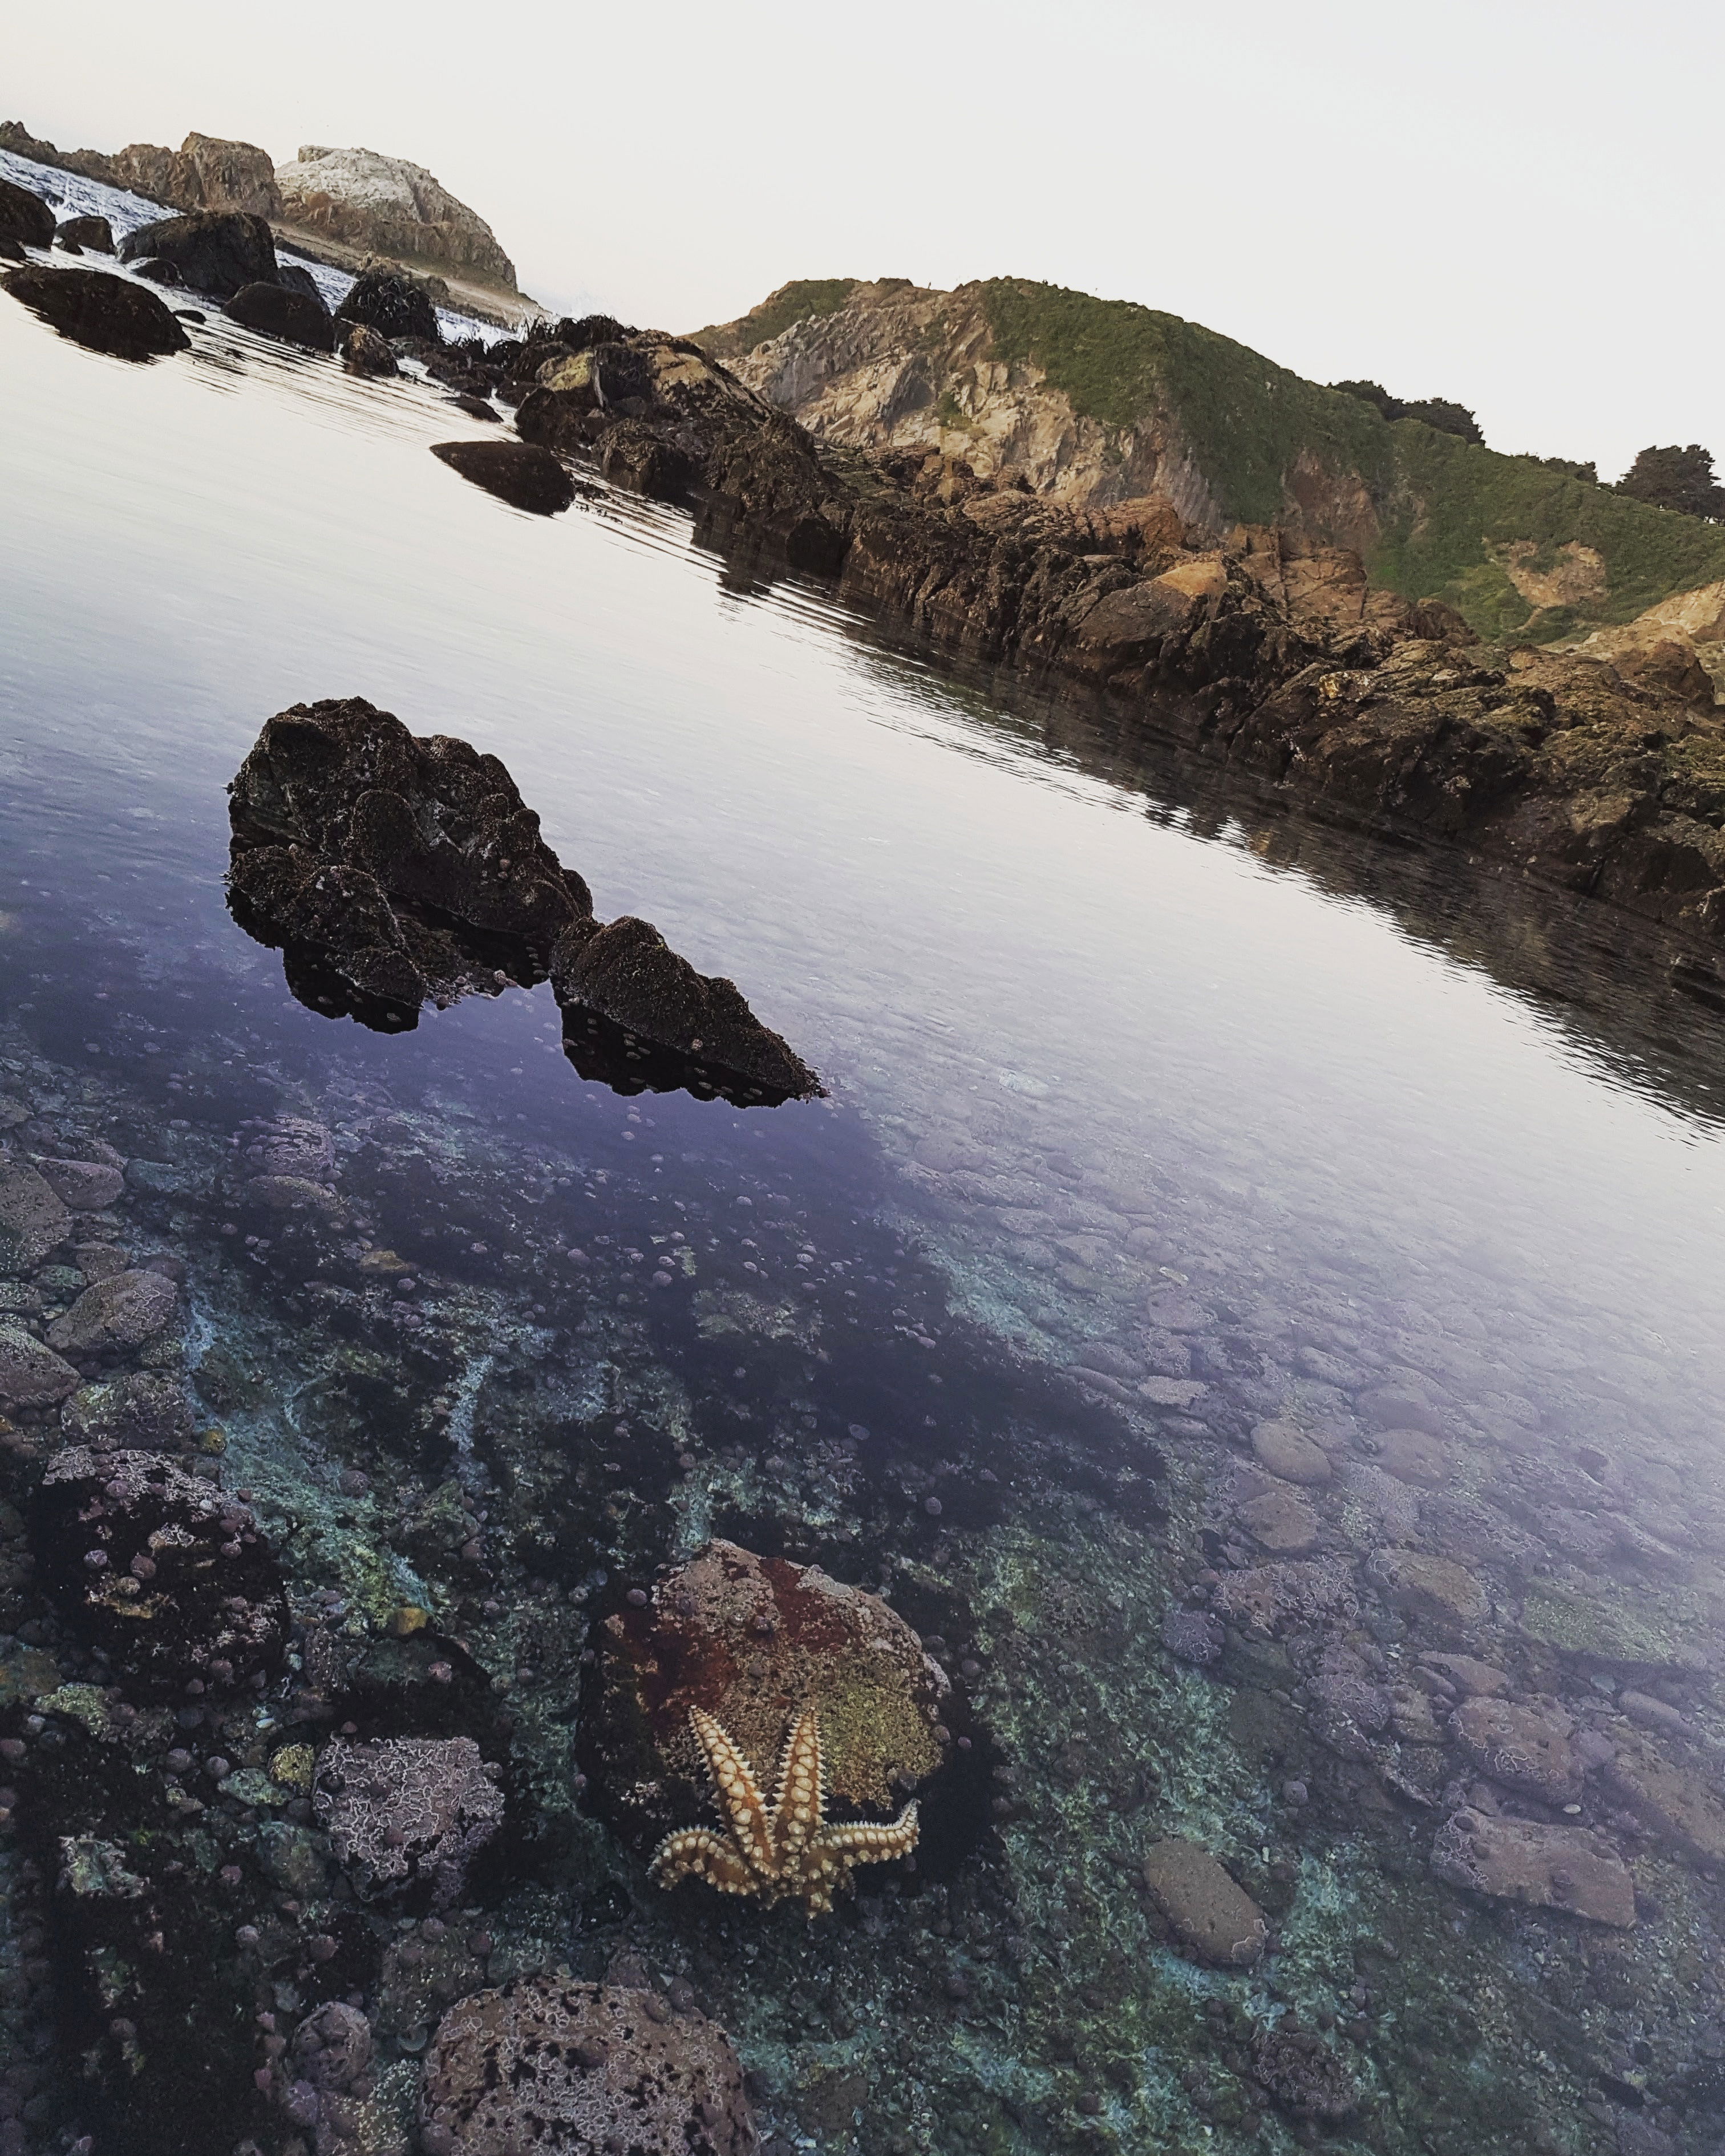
[1,265,189,360]
[314,1736,503,1904]
[422,1977,755,2156]
[1141,1838,1268,1967]
[118,210,279,299]
[35,1447,290,1691]
[224,278,335,350]
[579,1538,949,1849]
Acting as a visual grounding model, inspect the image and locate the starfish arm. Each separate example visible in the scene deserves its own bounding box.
[649,1827,759,1896]
[772,1711,825,1862]
[689,1704,780,1878]
[817,1801,922,1874]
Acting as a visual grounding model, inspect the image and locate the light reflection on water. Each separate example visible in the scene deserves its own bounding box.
[2,289,1724,1454]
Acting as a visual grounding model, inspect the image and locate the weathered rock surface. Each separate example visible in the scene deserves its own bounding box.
[1,264,189,359]
[0,1326,80,1411]
[1431,1809,1635,1926]
[0,175,54,248]
[47,1269,177,1353]
[118,210,278,299]
[59,1372,194,1452]
[0,1157,73,1266]
[1602,1736,1725,1866]
[1452,1695,1581,1804]
[580,1538,949,1848]
[421,1976,755,2155]
[35,1447,289,1689]
[1140,1838,1267,1966]
[315,1736,503,1904]
[224,278,334,350]
[226,698,819,1101]
[34,1157,124,1210]
[1210,1559,1359,1640]
[1250,1420,1332,1486]
[276,146,516,290]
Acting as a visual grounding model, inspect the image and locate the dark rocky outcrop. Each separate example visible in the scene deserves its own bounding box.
[1,264,189,359]
[430,439,574,516]
[226,698,820,1104]
[0,173,54,249]
[224,278,335,351]
[56,213,114,253]
[118,210,278,299]
[334,266,440,343]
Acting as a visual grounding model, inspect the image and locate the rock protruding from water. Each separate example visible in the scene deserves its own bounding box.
[118,210,280,299]
[335,266,442,343]
[422,1978,755,2156]
[1,265,189,359]
[226,698,820,1104]
[578,1538,949,1849]
[276,145,517,291]
[430,438,574,515]
[56,213,114,254]
[224,278,335,351]
[0,175,54,249]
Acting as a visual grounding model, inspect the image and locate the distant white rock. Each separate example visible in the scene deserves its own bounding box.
[273,145,516,291]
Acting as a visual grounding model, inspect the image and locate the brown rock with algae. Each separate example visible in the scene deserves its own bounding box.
[579,1538,950,1848]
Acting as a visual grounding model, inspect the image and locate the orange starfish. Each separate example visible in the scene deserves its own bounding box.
[650,1705,920,1918]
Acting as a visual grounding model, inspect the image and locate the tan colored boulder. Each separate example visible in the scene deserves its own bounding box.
[1602,1737,1725,1866]
[1251,1421,1333,1486]
[1432,1810,1634,1926]
[274,145,516,290]
[1141,1839,1268,1967]
[1366,1547,1487,1631]
[1376,1429,1450,1486]
[1237,1482,1321,1555]
[1419,1651,1509,1697]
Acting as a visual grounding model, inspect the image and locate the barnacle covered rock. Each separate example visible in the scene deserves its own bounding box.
[579,1538,949,1848]
[420,1975,755,2156]
[314,1734,503,1905]
[35,1446,289,1691]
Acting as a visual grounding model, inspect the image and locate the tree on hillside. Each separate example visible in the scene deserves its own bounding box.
[1617,444,1725,521]
[1329,380,1484,445]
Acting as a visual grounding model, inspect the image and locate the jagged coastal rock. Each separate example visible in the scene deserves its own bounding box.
[0,124,281,217]
[225,698,821,1103]
[274,144,516,291]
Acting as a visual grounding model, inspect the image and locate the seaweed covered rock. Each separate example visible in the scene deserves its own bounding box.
[48,1267,177,1354]
[334,266,440,343]
[1251,2025,1360,2128]
[118,209,280,298]
[314,1734,503,1904]
[580,1538,950,1849]
[420,1976,756,2156]
[1,263,189,359]
[225,698,820,1099]
[35,1447,289,1690]
[339,320,398,377]
[59,1371,195,1452]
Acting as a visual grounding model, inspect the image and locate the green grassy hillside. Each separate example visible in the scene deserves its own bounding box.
[696,276,1725,639]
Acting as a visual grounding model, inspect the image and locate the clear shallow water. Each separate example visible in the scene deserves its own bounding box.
[5,279,1725,2154]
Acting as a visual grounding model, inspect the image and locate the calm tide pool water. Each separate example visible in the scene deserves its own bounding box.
[3,279,1725,2156]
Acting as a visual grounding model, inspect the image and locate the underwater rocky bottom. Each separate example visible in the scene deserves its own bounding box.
[1,997,1724,2156]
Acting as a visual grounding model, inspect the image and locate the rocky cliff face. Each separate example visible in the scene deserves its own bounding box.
[0,124,279,216]
[694,277,1725,648]
[273,145,515,290]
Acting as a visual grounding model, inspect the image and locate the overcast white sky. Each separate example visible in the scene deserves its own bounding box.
[10,0,1719,480]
